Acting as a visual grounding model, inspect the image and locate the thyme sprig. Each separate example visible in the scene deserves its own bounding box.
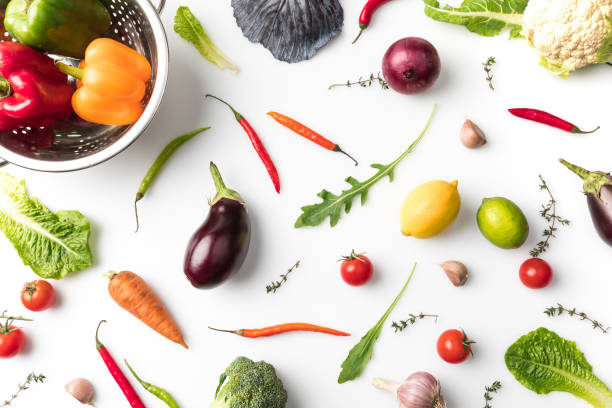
[266,261,300,293]
[2,373,46,407]
[530,175,570,257]
[483,381,502,408]
[328,73,389,90]
[545,303,609,334]
[391,313,438,332]
[483,57,496,90]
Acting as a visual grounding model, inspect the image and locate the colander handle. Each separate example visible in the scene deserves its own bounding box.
[0,159,7,168]
[149,0,165,13]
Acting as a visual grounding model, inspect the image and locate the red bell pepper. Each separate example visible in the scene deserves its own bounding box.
[0,42,73,131]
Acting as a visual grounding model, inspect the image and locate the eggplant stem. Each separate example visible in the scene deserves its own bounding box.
[371,378,400,395]
[559,158,591,180]
[209,162,245,205]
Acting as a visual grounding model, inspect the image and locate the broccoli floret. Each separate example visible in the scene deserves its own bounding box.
[211,356,288,408]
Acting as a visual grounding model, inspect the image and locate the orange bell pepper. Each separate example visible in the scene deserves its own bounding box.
[57,38,152,126]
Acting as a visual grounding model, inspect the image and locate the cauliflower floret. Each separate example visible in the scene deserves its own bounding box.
[522,0,612,75]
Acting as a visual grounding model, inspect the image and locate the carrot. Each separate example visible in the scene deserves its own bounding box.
[106,271,187,348]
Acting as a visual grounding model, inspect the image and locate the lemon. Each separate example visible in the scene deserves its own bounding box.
[477,197,529,249]
[400,180,461,238]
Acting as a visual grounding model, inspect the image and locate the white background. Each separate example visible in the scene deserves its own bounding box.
[1,1,612,407]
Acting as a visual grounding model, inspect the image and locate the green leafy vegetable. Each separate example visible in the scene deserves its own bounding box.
[0,172,92,279]
[505,327,612,408]
[295,106,436,228]
[174,6,238,73]
[423,0,527,39]
[338,264,417,384]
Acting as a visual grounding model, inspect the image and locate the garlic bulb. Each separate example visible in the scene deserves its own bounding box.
[440,261,469,287]
[460,119,486,148]
[65,378,95,406]
[373,372,447,408]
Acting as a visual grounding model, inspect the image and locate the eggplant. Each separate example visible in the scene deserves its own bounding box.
[560,159,612,247]
[184,162,251,288]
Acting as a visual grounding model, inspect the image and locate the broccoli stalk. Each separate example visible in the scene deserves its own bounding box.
[211,356,288,408]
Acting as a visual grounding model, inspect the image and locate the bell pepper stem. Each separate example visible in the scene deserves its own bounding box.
[56,62,84,81]
[0,76,11,98]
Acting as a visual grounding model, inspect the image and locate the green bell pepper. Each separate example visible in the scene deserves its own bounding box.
[4,0,111,58]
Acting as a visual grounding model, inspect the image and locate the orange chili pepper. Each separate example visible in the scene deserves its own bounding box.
[267,111,358,166]
[56,38,152,126]
[209,323,350,338]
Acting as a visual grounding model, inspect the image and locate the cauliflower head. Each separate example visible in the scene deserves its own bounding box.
[522,0,612,76]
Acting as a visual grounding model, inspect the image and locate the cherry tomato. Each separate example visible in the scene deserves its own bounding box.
[0,326,25,358]
[519,258,553,289]
[437,329,474,364]
[340,251,373,286]
[21,280,55,312]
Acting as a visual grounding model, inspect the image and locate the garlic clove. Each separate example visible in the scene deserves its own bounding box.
[440,261,469,287]
[460,119,487,148]
[65,378,95,406]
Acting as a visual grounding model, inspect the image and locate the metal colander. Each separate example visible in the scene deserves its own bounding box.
[0,0,168,172]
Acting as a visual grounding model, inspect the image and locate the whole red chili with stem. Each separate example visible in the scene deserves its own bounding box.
[95,321,145,408]
[208,323,350,338]
[353,0,394,44]
[267,111,358,166]
[206,94,280,193]
[508,108,599,134]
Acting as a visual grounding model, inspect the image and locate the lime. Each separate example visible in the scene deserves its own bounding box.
[477,197,529,249]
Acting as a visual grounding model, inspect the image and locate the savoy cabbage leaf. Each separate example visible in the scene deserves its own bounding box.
[0,172,92,279]
[505,327,612,408]
[423,0,527,38]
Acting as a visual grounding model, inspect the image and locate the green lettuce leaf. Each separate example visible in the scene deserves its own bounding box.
[174,6,238,73]
[423,0,527,39]
[505,327,612,408]
[0,172,92,279]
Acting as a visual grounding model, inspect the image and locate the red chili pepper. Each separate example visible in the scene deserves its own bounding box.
[0,42,73,131]
[267,111,358,166]
[508,108,599,134]
[206,94,280,193]
[95,321,146,408]
[353,0,394,44]
[209,322,350,337]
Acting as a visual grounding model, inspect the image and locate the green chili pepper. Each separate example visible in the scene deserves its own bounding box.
[5,0,111,58]
[134,127,210,232]
[125,360,181,408]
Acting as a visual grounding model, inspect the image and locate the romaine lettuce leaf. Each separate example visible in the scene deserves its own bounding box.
[505,327,612,408]
[423,0,527,39]
[0,172,92,279]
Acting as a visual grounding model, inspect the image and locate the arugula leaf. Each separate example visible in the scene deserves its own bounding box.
[174,6,238,73]
[295,105,436,228]
[338,264,417,384]
[505,328,612,408]
[423,0,527,39]
[0,172,92,279]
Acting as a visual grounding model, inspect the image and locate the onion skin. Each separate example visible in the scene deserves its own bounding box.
[382,37,441,95]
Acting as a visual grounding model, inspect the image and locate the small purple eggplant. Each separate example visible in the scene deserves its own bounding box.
[560,159,612,247]
[184,162,251,288]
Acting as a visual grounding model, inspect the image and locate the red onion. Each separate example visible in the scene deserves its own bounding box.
[382,38,441,95]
